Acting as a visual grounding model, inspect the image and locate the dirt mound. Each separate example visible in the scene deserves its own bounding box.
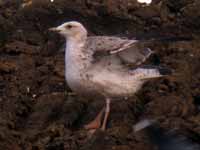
[0,0,199,150]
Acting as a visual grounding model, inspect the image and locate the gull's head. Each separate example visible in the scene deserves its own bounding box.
[49,21,87,40]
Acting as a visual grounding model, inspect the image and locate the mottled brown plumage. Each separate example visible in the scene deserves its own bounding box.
[49,21,171,132]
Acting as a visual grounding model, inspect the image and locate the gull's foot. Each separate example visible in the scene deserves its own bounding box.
[84,107,105,130]
[84,119,101,130]
[87,129,97,138]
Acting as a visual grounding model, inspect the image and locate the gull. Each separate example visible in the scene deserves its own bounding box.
[49,21,171,131]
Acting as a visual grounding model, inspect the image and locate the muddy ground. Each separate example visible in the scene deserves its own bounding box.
[0,0,200,150]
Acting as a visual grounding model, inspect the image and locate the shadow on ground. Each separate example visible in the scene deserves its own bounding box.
[0,0,200,150]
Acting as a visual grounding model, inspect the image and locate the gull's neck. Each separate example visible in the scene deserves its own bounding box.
[65,35,87,61]
[67,32,87,44]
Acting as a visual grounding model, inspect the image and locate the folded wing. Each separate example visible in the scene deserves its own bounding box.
[86,36,153,67]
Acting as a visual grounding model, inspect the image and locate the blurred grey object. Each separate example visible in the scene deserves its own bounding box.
[134,119,200,150]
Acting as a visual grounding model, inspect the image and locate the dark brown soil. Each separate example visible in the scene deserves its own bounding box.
[0,0,200,150]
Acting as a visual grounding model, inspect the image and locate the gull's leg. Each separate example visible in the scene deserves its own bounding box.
[101,98,111,131]
[84,107,105,130]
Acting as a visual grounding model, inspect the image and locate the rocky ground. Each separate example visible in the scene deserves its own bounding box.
[0,0,200,150]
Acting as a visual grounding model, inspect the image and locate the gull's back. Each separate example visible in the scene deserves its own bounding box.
[84,36,153,71]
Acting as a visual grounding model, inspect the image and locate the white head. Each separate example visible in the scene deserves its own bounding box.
[49,21,87,40]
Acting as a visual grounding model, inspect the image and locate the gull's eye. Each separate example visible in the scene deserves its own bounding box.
[66,24,73,29]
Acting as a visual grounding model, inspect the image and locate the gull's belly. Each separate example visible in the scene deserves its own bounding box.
[65,61,144,98]
[90,71,145,98]
[103,80,142,97]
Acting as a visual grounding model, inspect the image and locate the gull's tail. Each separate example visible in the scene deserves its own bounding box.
[130,65,172,80]
[133,119,200,150]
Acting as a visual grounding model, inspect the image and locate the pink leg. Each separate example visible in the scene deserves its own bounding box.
[84,107,105,130]
[101,98,111,131]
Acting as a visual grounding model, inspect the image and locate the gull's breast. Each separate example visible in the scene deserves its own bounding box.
[65,69,97,96]
[65,54,93,95]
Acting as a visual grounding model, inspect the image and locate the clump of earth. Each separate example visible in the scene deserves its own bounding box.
[0,0,199,150]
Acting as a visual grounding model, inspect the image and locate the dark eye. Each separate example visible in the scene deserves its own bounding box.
[66,24,73,29]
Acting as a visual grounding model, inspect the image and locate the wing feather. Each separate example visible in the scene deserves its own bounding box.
[86,36,153,66]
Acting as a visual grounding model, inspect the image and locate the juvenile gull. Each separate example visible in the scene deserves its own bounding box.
[49,21,171,131]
